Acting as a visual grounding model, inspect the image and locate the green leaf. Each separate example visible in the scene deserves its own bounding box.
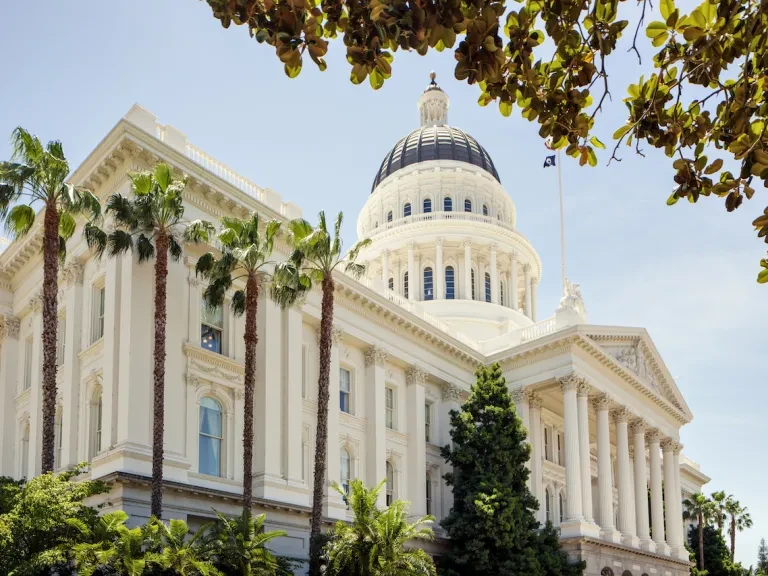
[369,68,384,90]
[652,31,669,46]
[499,100,513,117]
[613,125,632,140]
[757,269,768,283]
[660,0,675,21]
[683,26,706,40]
[666,192,680,205]
[704,158,723,174]
[646,21,668,38]
[587,147,598,167]
[590,136,606,149]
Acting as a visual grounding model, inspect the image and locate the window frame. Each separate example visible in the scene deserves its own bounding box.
[464,198,472,212]
[403,202,412,218]
[385,461,394,506]
[425,472,432,515]
[443,196,452,212]
[423,267,434,301]
[482,204,489,216]
[23,337,33,391]
[339,367,352,414]
[56,312,66,367]
[385,386,396,430]
[91,282,106,344]
[445,266,455,300]
[471,269,476,300]
[199,396,224,477]
[422,197,432,214]
[424,402,432,443]
[341,447,352,495]
[201,301,225,355]
[403,271,409,299]
[386,210,393,222]
[484,272,491,303]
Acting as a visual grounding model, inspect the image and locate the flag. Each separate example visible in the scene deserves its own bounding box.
[543,154,556,168]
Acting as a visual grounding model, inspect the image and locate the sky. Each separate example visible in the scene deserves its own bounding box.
[1,0,766,566]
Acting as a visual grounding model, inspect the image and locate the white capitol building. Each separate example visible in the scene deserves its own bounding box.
[0,76,710,576]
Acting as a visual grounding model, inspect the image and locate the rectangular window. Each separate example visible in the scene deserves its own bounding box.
[301,346,308,399]
[23,338,32,391]
[56,314,66,367]
[544,427,550,461]
[425,403,432,443]
[91,285,105,344]
[557,433,563,465]
[201,302,224,354]
[339,368,351,413]
[385,387,395,430]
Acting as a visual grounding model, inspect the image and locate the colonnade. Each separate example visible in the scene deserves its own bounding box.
[378,240,538,320]
[514,374,687,560]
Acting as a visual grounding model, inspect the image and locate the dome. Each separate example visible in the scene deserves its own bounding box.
[370,125,501,192]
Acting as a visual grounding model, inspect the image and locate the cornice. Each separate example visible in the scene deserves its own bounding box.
[183,342,245,377]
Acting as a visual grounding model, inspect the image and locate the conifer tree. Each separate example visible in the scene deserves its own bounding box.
[439,363,584,576]
[757,538,768,575]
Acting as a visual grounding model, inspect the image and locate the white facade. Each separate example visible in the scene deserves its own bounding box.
[0,80,709,576]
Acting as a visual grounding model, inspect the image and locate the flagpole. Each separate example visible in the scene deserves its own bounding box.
[556,149,566,294]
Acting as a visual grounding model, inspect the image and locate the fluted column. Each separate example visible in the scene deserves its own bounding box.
[284,307,304,491]
[463,240,472,300]
[512,389,531,488]
[435,239,444,300]
[558,375,583,526]
[576,383,595,524]
[614,408,638,546]
[531,278,538,322]
[672,442,686,559]
[407,242,416,301]
[594,394,621,542]
[529,394,544,523]
[365,346,388,508]
[510,253,519,311]
[406,367,427,515]
[663,439,685,557]
[523,264,532,319]
[648,430,667,550]
[381,249,389,288]
[631,420,654,550]
[490,244,499,304]
[0,316,20,476]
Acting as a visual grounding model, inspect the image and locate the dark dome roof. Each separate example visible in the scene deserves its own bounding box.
[371,126,500,192]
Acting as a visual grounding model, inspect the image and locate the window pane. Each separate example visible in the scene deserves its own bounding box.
[423,198,432,213]
[200,398,222,437]
[485,273,491,303]
[445,266,455,300]
[404,203,411,217]
[388,277,394,291]
[387,211,393,222]
[199,398,223,477]
[341,449,351,493]
[340,368,351,392]
[24,338,32,390]
[444,197,452,212]
[423,267,433,300]
[403,272,409,299]
[425,473,432,515]
[482,204,489,216]
[201,324,222,353]
[471,269,475,300]
[201,303,224,328]
[199,435,221,476]
[464,199,472,212]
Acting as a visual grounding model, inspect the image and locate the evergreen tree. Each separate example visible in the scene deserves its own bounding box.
[688,524,745,576]
[757,538,768,575]
[439,363,583,576]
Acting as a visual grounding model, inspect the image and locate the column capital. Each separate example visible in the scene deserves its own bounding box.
[28,290,44,314]
[490,242,498,253]
[406,366,428,387]
[364,346,389,367]
[381,248,391,257]
[576,381,591,398]
[461,238,472,248]
[646,428,663,444]
[316,325,343,346]
[440,382,461,401]
[0,315,20,341]
[188,275,201,287]
[62,261,85,287]
[660,437,676,452]
[435,237,444,247]
[557,372,586,393]
[672,441,684,455]
[612,407,632,424]
[532,277,539,286]
[523,263,532,273]
[591,393,612,412]
[511,388,530,405]
[529,392,543,409]
[509,251,518,264]
[629,419,647,434]
[407,240,417,251]
[477,254,487,265]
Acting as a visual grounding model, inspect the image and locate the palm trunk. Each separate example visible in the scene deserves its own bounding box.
[698,511,705,570]
[40,203,60,474]
[309,275,335,576]
[242,272,259,518]
[730,517,736,562]
[150,233,169,518]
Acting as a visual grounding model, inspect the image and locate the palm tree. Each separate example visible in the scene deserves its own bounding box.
[271,211,370,576]
[195,213,282,517]
[725,497,753,562]
[69,510,147,576]
[324,479,436,576]
[145,517,222,576]
[201,510,291,575]
[86,162,212,518]
[683,492,714,570]
[0,128,101,473]
[711,490,729,533]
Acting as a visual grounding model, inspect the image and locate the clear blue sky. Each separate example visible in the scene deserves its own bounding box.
[1,0,765,566]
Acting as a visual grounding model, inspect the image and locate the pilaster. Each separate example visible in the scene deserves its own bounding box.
[406,366,427,515]
[365,346,388,508]
[60,262,84,468]
[529,393,544,523]
[323,326,345,519]
[0,315,20,476]
[283,306,305,496]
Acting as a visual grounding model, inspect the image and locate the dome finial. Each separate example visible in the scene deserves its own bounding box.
[418,72,449,127]
[430,71,437,84]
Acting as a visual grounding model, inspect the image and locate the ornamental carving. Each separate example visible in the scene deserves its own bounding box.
[576,381,591,397]
[5,316,20,339]
[660,438,676,452]
[612,407,632,423]
[558,278,587,318]
[441,382,461,401]
[190,360,242,383]
[629,419,647,434]
[672,441,683,455]
[364,346,388,367]
[529,393,543,409]
[606,341,658,390]
[28,291,43,314]
[186,373,202,388]
[646,428,663,444]
[461,238,472,248]
[592,393,612,412]
[62,262,85,287]
[511,388,529,405]
[406,366,427,387]
[557,372,585,392]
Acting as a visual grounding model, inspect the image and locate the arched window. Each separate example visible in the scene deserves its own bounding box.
[403,271,409,299]
[341,448,351,495]
[423,198,432,213]
[622,571,633,576]
[464,198,472,212]
[20,422,29,478]
[387,277,394,291]
[445,266,455,299]
[387,210,393,222]
[89,390,103,460]
[545,488,552,523]
[404,203,412,218]
[601,568,615,576]
[500,282,505,306]
[559,493,564,523]
[443,197,452,212]
[471,269,476,300]
[199,397,223,477]
[482,204,489,216]
[423,267,434,300]
[386,461,394,505]
[426,472,432,515]
[484,272,491,303]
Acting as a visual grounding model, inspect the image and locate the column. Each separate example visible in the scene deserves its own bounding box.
[531,278,538,322]
[324,326,345,518]
[381,249,389,288]
[393,258,401,297]
[283,307,305,496]
[27,294,43,477]
[614,408,638,546]
[61,263,84,468]
[490,244,499,304]
[406,367,427,515]
[439,383,461,517]
[254,294,283,498]
[523,264,532,319]
[365,346,388,508]
[631,420,653,550]
[512,389,531,488]
[407,242,416,302]
[648,430,667,550]
[576,382,595,524]
[558,374,592,537]
[662,438,684,558]
[100,254,122,454]
[435,239,444,300]
[529,393,544,523]
[594,394,621,542]
[510,253,519,311]
[463,240,472,300]
[671,442,686,559]
[0,316,20,476]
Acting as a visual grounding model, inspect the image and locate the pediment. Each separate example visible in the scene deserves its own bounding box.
[584,328,692,420]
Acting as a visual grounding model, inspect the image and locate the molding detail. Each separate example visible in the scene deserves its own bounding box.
[405,366,427,387]
[28,290,44,314]
[576,381,591,397]
[612,407,632,423]
[441,382,461,401]
[62,262,85,287]
[660,438,676,452]
[557,372,585,392]
[629,419,647,434]
[511,388,530,405]
[592,393,612,412]
[529,393,543,409]
[646,429,663,444]
[364,346,388,367]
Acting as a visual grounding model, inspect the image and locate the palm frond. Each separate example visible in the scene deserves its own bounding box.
[136,234,155,263]
[168,234,183,261]
[196,252,217,278]
[107,229,134,257]
[128,171,153,196]
[58,211,76,240]
[11,127,44,165]
[152,163,174,193]
[185,219,215,244]
[84,222,107,258]
[5,204,35,238]
[105,193,136,227]
[230,290,246,316]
